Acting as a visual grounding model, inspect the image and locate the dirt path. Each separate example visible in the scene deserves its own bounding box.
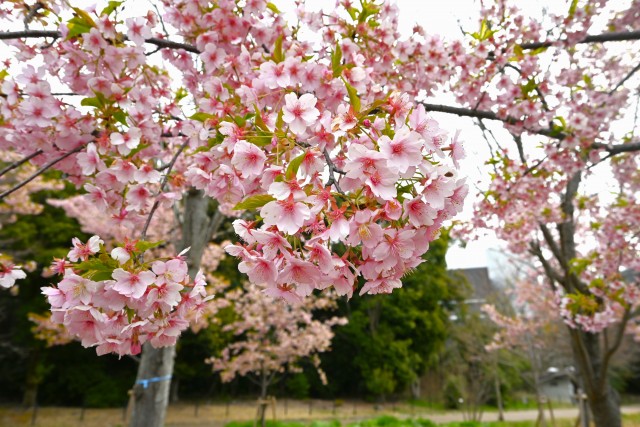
[2,401,640,426]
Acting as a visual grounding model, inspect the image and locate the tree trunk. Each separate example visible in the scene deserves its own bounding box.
[129,345,175,427]
[22,348,42,409]
[257,366,269,427]
[129,190,220,427]
[569,329,621,427]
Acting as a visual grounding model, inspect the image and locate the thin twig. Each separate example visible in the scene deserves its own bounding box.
[323,148,345,194]
[609,62,640,94]
[0,146,83,201]
[140,138,190,240]
[0,150,43,178]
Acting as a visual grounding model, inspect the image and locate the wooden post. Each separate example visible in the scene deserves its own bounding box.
[194,400,199,417]
[30,401,38,426]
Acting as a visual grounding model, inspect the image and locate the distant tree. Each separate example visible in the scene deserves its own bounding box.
[321,235,464,399]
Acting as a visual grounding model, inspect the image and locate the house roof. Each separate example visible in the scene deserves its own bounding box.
[449,267,495,301]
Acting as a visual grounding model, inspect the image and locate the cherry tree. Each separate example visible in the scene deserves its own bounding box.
[428,2,640,426]
[0,1,466,426]
[208,283,345,427]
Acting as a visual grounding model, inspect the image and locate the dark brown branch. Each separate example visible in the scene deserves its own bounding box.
[529,241,564,285]
[538,223,567,270]
[609,62,640,94]
[140,139,190,240]
[421,102,562,140]
[0,150,43,178]
[599,309,631,391]
[521,30,640,50]
[323,148,345,194]
[0,31,201,54]
[591,141,640,155]
[0,146,83,201]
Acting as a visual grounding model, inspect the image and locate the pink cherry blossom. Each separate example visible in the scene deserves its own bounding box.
[282,93,320,135]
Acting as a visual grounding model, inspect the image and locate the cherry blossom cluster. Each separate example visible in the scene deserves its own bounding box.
[207,283,346,385]
[0,253,27,289]
[40,236,213,356]
[0,0,467,311]
[450,1,640,334]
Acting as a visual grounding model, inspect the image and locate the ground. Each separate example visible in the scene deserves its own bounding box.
[2,400,640,427]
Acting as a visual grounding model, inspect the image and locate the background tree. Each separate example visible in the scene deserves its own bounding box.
[208,283,345,427]
[320,234,463,400]
[0,2,467,426]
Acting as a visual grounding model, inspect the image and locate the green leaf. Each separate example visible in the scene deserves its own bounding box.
[286,152,305,180]
[247,131,273,147]
[273,34,284,63]
[233,194,275,210]
[275,109,284,130]
[91,270,115,281]
[472,19,494,41]
[75,257,117,274]
[513,45,524,59]
[346,7,358,21]
[127,143,150,158]
[232,115,247,128]
[568,0,579,18]
[266,2,280,14]
[343,80,361,113]
[529,46,548,56]
[520,78,538,99]
[253,105,269,132]
[190,112,215,122]
[175,87,188,102]
[112,110,128,126]
[66,9,95,39]
[100,1,123,16]
[80,97,103,109]
[135,240,164,253]
[332,43,343,78]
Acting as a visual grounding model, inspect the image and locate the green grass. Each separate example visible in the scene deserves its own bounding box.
[224,413,640,427]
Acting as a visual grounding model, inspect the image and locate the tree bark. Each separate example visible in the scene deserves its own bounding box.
[569,330,621,427]
[129,345,176,427]
[22,348,41,409]
[129,190,219,427]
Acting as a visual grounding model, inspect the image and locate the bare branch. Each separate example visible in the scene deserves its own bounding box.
[140,139,190,240]
[591,141,640,155]
[421,102,562,140]
[0,146,83,201]
[0,30,201,54]
[0,150,43,178]
[521,30,640,50]
[323,148,345,194]
[609,62,640,94]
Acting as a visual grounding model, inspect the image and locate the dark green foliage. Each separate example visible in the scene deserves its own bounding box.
[318,234,465,399]
[0,185,138,407]
[286,373,311,399]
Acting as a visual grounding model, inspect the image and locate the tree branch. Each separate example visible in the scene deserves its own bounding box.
[140,138,190,240]
[0,31,201,54]
[421,102,562,140]
[0,146,83,201]
[521,30,640,50]
[323,148,345,195]
[0,150,43,178]
[609,62,640,94]
[599,309,631,391]
[591,141,640,155]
